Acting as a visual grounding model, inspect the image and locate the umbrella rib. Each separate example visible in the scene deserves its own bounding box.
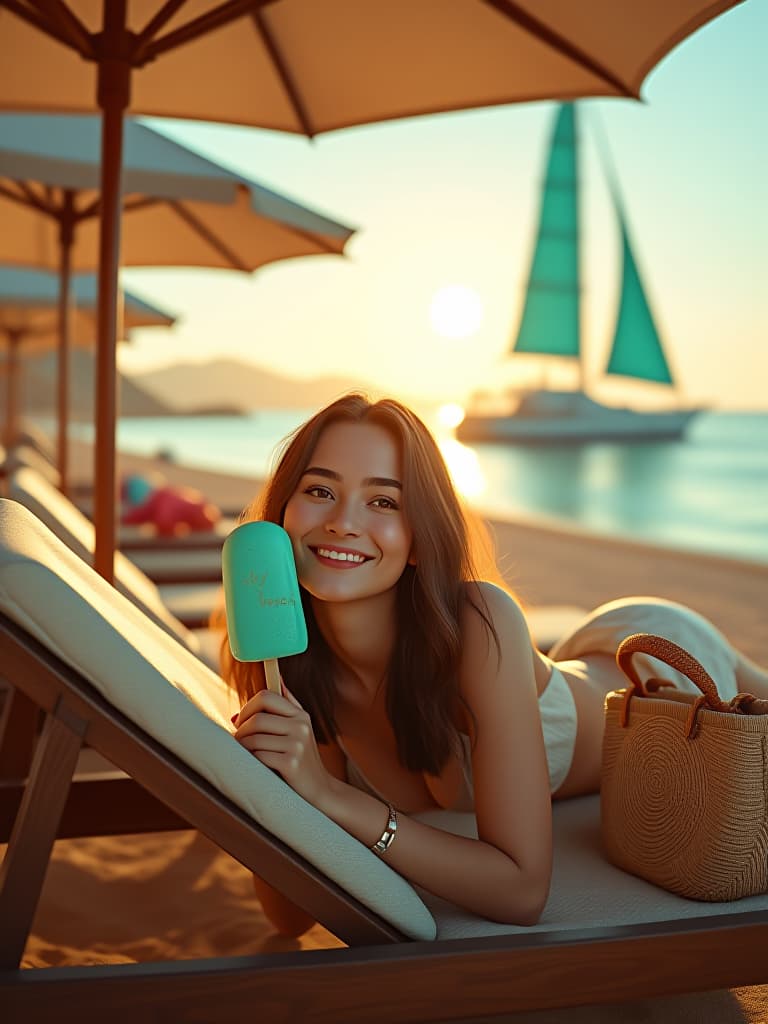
[0,1,62,41]
[250,8,314,137]
[167,199,251,271]
[137,0,273,63]
[17,180,51,208]
[134,0,189,55]
[75,195,101,219]
[281,225,343,257]
[483,0,635,97]
[22,0,94,58]
[122,195,164,214]
[0,180,32,205]
[0,179,57,216]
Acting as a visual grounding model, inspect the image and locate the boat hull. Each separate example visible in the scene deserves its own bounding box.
[456,407,699,444]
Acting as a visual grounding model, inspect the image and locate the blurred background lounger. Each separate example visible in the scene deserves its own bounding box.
[0,439,238,551]
[1,441,60,487]
[8,465,224,584]
[6,467,223,668]
[1,498,767,1021]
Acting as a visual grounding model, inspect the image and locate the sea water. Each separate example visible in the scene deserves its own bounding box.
[66,410,768,565]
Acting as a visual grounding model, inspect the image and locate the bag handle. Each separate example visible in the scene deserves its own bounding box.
[615,632,768,738]
[617,633,730,709]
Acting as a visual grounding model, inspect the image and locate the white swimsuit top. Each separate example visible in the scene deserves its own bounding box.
[337,661,577,807]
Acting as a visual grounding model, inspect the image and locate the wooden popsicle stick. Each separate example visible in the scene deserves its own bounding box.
[263,658,282,694]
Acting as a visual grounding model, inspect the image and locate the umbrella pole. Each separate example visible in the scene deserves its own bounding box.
[4,329,21,447]
[57,197,75,497]
[93,4,130,584]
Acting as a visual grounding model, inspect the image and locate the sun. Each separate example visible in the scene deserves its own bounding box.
[429,284,484,340]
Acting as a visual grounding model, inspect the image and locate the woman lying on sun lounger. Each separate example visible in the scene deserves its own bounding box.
[221,392,768,935]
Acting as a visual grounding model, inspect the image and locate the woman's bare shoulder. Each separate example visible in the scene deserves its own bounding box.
[462,580,530,637]
[458,582,534,705]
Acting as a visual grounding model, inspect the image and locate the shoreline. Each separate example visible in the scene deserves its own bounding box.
[61,407,768,570]
[69,437,767,664]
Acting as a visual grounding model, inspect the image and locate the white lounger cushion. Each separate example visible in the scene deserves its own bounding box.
[8,467,212,654]
[0,499,436,941]
[8,466,236,672]
[417,799,768,938]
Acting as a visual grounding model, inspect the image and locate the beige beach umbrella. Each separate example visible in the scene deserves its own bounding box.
[0,113,353,506]
[0,267,175,448]
[0,0,741,580]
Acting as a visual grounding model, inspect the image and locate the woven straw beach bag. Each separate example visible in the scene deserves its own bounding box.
[601,632,768,902]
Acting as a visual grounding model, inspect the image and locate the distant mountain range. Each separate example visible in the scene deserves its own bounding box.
[131,359,390,413]
[10,353,407,419]
[15,350,173,419]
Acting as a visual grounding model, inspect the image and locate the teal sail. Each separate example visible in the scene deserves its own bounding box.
[511,103,580,359]
[458,102,696,445]
[605,209,674,384]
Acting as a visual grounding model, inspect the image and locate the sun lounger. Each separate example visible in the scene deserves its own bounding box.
[12,423,57,464]
[8,464,226,583]
[1,498,767,1021]
[116,515,237,551]
[8,463,223,602]
[1,442,60,488]
[75,492,239,550]
[115,543,224,583]
[1,439,237,550]
[7,467,222,661]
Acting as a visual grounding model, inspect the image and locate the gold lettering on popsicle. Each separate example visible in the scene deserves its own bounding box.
[240,570,296,606]
[241,570,268,587]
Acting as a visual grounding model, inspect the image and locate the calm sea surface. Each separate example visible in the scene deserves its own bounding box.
[68,409,768,565]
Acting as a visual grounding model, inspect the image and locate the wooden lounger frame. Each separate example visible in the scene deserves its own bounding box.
[1,611,767,1022]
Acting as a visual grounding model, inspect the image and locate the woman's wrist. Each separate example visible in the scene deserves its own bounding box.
[313,773,348,820]
[314,775,397,851]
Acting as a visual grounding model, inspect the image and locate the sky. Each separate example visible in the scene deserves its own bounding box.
[119,0,766,411]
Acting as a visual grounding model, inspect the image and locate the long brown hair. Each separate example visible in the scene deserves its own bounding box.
[217,392,499,774]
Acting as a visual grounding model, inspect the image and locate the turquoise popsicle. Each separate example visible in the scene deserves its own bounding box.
[222,521,308,692]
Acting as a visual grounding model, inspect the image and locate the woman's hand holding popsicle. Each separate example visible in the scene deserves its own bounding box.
[232,683,334,808]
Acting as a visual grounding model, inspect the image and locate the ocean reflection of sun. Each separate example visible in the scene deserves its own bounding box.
[436,402,466,430]
[438,438,486,500]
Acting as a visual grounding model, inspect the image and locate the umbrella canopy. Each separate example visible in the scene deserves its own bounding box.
[1,267,175,445]
[0,1,743,128]
[0,113,354,498]
[0,0,741,580]
[0,115,354,271]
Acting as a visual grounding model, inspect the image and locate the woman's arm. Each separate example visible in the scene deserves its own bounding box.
[233,585,552,925]
[314,584,552,924]
[458,582,553,919]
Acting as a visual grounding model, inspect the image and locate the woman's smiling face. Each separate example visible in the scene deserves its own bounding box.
[282,420,413,605]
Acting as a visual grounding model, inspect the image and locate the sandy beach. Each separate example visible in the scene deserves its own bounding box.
[6,438,768,1019]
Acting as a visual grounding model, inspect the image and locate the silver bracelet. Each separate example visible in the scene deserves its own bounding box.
[370,803,398,856]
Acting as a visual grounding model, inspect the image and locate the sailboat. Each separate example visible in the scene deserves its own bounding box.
[457,104,700,445]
